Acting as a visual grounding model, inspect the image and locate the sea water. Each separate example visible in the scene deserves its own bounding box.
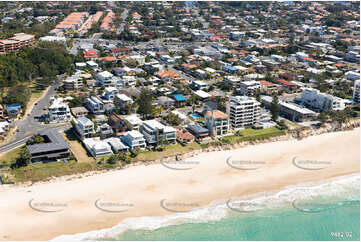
[52,174,360,241]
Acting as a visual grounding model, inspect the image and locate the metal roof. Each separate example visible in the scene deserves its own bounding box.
[27,130,69,155]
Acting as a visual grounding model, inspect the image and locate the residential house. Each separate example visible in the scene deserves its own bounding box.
[102,87,119,101]
[103,137,129,152]
[124,114,143,131]
[85,96,104,114]
[140,119,177,145]
[26,130,71,162]
[5,104,22,117]
[121,130,147,149]
[274,79,298,93]
[170,94,187,106]
[74,116,95,138]
[192,80,209,90]
[108,114,128,133]
[96,123,113,136]
[176,127,195,143]
[48,98,72,123]
[260,80,280,94]
[71,106,89,118]
[154,96,175,108]
[83,137,113,158]
[205,110,230,136]
[187,124,210,141]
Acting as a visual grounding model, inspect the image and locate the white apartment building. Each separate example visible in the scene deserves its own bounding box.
[140,119,176,145]
[74,116,95,138]
[239,81,261,96]
[301,88,348,111]
[205,110,230,136]
[353,80,360,104]
[121,130,147,149]
[48,97,72,123]
[226,96,261,129]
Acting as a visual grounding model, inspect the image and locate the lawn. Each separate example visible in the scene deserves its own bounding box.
[61,130,95,163]
[134,142,201,162]
[9,160,100,183]
[222,127,286,144]
[0,146,23,167]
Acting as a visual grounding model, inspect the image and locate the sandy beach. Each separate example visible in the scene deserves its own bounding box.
[0,128,359,241]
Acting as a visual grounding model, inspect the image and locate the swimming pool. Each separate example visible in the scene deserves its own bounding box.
[191,114,201,118]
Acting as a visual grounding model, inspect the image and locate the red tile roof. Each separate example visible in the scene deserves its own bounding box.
[275,79,296,86]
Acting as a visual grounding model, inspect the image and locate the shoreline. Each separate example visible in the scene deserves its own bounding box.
[51,172,360,241]
[0,127,359,241]
[3,119,360,187]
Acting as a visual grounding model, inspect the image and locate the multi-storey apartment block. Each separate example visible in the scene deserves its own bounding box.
[226,96,261,129]
[0,33,35,52]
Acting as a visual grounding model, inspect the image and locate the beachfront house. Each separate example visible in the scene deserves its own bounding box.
[83,137,113,158]
[205,110,230,136]
[121,130,147,150]
[140,119,177,145]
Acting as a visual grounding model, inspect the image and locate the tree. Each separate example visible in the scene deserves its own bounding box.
[106,154,118,165]
[318,111,328,123]
[166,113,181,125]
[11,147,31,169]
[271,93,280,121]
[137,88,153,119]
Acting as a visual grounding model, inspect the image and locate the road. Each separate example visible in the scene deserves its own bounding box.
[0,75,71,153]
[117,8,129,34]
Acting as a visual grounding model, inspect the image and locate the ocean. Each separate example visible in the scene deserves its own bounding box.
[52,174,360,241]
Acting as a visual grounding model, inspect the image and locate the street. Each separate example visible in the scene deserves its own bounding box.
[0,75,71,153]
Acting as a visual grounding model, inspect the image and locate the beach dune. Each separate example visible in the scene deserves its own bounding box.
[0,128,359,241]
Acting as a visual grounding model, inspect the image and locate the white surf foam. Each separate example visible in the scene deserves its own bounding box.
[51,173,360,241]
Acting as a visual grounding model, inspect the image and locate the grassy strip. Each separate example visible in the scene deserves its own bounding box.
[9,160,118,184]
[0,146,23,167]
[219,127,286,145]
[133,142,201,162]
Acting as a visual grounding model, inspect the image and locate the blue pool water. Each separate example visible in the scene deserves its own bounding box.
[191,114,201,118]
